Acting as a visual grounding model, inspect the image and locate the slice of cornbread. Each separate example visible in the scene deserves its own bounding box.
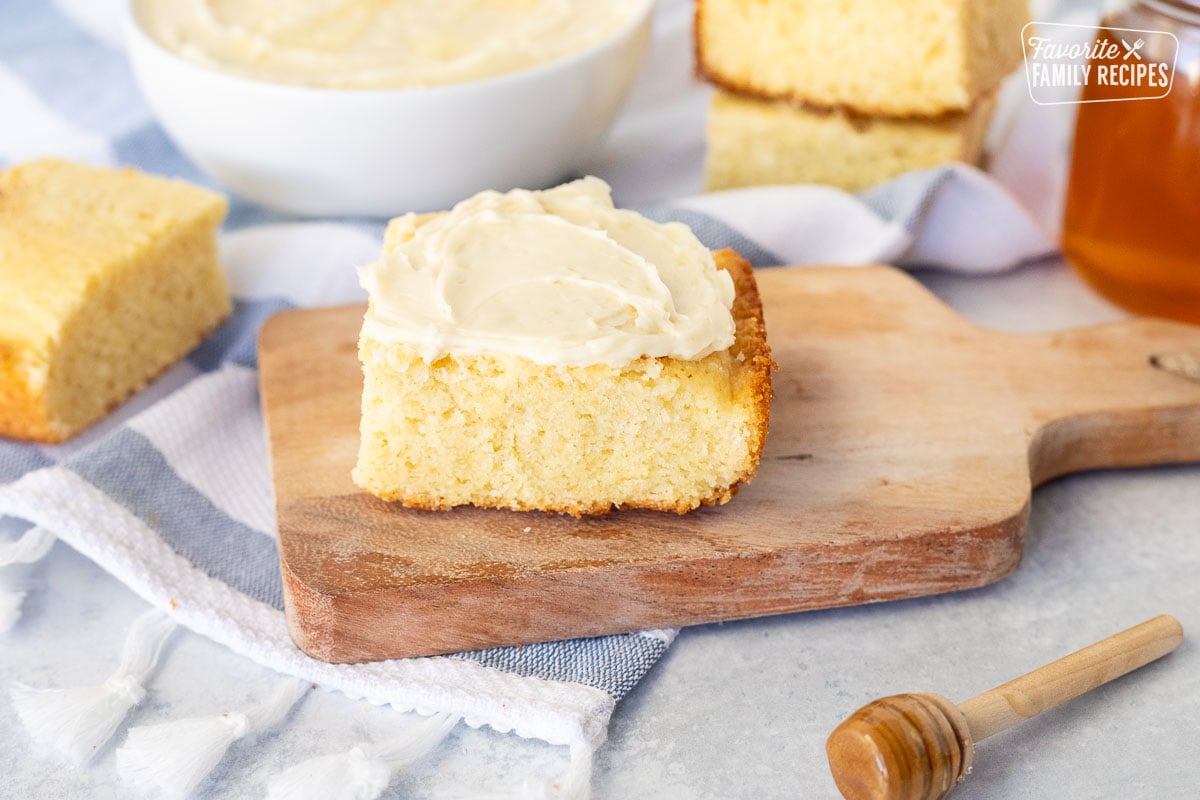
[0,159,230,443]
[695,0,1028,116]
[354,245,773,517]
[705,89,996,193]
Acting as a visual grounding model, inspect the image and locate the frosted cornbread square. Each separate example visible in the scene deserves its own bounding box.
[695,0,1028,116]
[0,159,230,443]
[705,88,996,192]
[353,178,774,516]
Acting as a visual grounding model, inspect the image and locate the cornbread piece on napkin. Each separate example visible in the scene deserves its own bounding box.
[0,159,230,443]
[695,0,1028,116]
[706,88,997,192]
[353,180,774,516]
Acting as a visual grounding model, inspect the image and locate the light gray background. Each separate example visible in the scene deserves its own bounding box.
[3,1,1197,798]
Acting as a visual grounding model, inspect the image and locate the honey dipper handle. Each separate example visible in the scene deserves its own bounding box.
[958,615,1183,742]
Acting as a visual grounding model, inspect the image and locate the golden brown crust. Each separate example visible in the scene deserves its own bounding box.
[0,312,229,445]
[696,66,988,123]
[693,0,997,120]
[0,159,230,445]
[368,248,776,518]
[0,349,60,443]
[715,247,776,500]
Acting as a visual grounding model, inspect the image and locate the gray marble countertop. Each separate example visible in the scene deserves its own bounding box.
[3,1,1196,797]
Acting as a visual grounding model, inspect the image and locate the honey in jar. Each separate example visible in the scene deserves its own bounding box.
[1062,0,1200,323]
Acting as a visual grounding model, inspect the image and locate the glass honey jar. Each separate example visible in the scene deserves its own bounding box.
[1062,0,1200,323]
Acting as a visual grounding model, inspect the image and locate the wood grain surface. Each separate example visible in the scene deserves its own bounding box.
[258,266,1200,663]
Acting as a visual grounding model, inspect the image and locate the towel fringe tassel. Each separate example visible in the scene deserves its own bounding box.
[0,526,55,633]
[0,570,31,633]
[266,712,458,800]
[0,525,55,566]
[552,743,596,800]
[116,676,310,797]
[9,608,176,764]
[8,590,601,797]
[429,738,598,800]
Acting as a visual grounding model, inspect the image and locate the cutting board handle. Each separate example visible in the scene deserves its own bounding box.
[1024,316,1200,484]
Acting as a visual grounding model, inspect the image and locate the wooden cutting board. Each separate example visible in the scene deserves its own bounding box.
[258,266,1200,663]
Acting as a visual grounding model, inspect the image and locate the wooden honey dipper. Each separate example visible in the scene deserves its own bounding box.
[825,615,1184,800]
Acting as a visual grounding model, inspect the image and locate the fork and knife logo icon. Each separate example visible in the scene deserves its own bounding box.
[1121,37,1146,60]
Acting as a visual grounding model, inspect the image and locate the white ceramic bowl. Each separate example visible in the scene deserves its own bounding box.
[125,2,653,217]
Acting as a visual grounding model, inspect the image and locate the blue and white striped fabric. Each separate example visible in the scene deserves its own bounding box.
[0,0,1059,771]
[0,331,660,752]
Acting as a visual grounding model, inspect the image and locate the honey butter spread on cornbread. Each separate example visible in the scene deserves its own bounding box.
[136,0,643,89]
[0,159,230,443]
[353,178,774,516]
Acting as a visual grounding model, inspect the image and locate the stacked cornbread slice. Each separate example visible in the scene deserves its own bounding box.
[0,159,230,443]
[698,0,1028,192]
[353,178,774,516]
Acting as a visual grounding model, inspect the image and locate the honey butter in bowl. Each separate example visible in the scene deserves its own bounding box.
[125,0,653,216]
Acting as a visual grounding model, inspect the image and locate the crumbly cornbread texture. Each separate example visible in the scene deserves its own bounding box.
[705,89,996,192]
[0,159,230,443]
[353,248,774,516]
[695,0,1028,116]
